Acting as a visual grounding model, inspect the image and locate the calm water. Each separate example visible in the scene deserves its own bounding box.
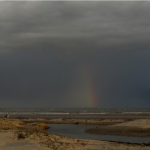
[47,124,150,144]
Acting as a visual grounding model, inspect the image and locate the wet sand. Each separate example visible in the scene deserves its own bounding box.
[85,126,150,137]
[85,119,150,137]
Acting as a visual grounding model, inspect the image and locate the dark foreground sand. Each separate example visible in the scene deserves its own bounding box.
[1,117,150,150]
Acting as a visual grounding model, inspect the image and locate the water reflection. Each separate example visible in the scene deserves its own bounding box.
[47,124,150,144]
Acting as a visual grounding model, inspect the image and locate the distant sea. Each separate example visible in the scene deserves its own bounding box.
[1,107,150,119]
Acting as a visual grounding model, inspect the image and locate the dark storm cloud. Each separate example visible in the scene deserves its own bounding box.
[0,2,150,54]
[0,50,79,107]
[0,2,150,107]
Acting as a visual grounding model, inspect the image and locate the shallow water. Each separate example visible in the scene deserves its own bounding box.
[47,124,150,144]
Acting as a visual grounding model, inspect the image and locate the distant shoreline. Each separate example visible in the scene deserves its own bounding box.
[1,114,150,119]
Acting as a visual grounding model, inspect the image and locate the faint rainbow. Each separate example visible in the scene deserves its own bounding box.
[85,65,98,107]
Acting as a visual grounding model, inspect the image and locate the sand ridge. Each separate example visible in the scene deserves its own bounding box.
[113,119,150,128]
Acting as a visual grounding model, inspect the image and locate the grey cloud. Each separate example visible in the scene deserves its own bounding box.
[0,1,150,54]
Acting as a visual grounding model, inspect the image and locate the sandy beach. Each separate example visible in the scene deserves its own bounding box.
[1,117,150,150]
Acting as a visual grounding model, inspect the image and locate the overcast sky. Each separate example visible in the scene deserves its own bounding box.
[0,1,150,108]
